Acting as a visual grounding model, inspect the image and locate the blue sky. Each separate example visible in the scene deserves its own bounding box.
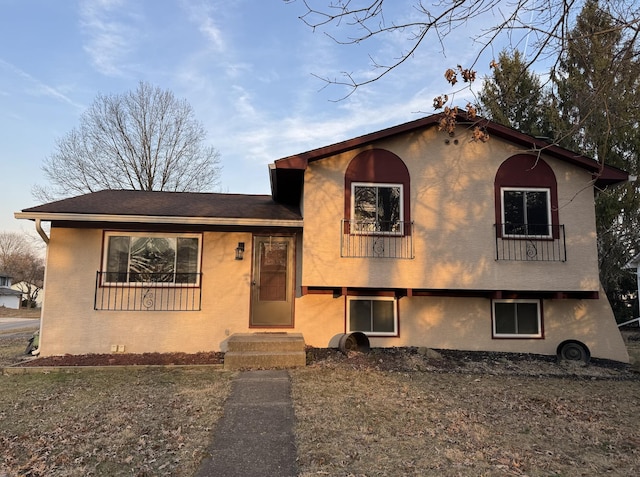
[1,0,501,234]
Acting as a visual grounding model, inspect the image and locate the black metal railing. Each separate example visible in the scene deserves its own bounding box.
[495,224,566,262]
[341,220,414,258]
[95,272,202,311]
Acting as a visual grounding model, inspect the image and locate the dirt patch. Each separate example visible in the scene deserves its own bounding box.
[305,345,639,380]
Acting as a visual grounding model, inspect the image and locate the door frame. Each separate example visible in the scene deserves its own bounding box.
[249,234,296,328]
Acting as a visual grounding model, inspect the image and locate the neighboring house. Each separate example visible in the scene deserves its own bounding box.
[0,273,22,309]
[15,114,630,362]
[11,281,43,308]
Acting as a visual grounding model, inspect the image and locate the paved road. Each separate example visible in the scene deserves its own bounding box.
[0,318,40,332]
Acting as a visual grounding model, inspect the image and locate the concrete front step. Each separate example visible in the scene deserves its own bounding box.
[224,333,306,370]
[227,333,305,352]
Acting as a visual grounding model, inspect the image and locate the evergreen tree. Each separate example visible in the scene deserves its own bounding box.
[478,49,552,137]
[553,0,640,321]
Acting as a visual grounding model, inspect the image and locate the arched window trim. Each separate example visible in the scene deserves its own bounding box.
[344,148,411,235]
[494,155,559,239]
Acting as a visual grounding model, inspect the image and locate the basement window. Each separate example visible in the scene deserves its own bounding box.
[492,299,542,338]
[347,296,398,336]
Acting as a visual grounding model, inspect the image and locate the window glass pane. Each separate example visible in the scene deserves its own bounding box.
[106,236,130,282]
[494,302,516,334]
[350,300,372,332]
[176,238,199,283]
[503,191,525,234]
[259,242,288,301]
[372,300,395,332]
[525,191,549,235]
[129,237,176,282]
[377,186,401,231]
[516,303,540,334]
[354,184,402,233]
[354,186,377,223]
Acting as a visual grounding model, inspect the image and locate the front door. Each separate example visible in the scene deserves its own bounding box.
[250,235,295,327]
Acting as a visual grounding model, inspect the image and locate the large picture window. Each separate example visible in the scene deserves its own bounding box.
[492,299,542,338]
[501,187,551,237]
[347,296,398,336]
[103,232,201,285]
[352,182,403,234]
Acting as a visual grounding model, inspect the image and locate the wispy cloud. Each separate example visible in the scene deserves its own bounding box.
[79,0,140,77]
[0,58,84,110]
[179,0,226,52]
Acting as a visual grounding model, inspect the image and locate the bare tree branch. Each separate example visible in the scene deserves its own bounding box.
[288,0,640,101]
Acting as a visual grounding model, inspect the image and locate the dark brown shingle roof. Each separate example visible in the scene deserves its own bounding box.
[20,190,302,222]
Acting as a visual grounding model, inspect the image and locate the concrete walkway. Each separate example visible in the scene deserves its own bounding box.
[196,370,298,477]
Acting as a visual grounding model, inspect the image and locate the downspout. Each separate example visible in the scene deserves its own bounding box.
[32,219,49,356]
[35,219,49,244]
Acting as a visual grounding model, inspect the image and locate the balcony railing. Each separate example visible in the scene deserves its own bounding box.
[95,272,202,311]
[495,224,566,262]
[341,220,414,259]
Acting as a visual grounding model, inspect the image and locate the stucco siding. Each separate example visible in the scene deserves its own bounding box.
[301,126,601,292]
[38,228,276,356]
[295,290,628,362]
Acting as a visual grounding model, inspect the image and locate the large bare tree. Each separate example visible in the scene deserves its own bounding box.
[35,81,221,201]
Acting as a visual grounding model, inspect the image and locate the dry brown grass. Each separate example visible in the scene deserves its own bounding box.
[0,366,232,476]
[0,332,32,367]
[292,358,640,477]
[2,327,640,476]
[0,307,40,319]
[622,329,640,371]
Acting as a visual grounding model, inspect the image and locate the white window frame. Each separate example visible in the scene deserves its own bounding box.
[347,296,398,336]
[492,299,542,338]
[101,232,202,287]
[501,187,552,238]
[351,182,404,235]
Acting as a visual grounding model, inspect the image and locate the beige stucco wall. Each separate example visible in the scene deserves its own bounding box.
[294,125,628,362]
[294,288,628,362]
[301,126,601,291]
[39,227,297,356]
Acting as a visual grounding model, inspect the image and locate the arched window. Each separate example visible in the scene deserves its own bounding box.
[494,155,559,239]
[344,149,411,235]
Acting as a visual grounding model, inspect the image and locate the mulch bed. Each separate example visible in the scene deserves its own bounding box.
[15,346,638,381]
[19,351,225,367]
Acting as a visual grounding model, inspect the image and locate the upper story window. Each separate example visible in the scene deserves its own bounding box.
[501,187,551,237]
[342,149,413,258]
[494,155,559,239]
[352,182,403,234]
[344,148,411,233]
[102,232,201,285]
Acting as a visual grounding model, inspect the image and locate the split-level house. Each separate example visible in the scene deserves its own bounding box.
[16,114,630,362]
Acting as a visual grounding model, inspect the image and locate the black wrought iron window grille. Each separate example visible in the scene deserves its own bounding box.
[495,224,566,262]
[95,272,202,311]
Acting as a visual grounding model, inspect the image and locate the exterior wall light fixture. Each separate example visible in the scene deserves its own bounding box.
[235,242,245,260]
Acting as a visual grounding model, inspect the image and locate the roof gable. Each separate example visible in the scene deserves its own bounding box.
[270,113,628,204]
